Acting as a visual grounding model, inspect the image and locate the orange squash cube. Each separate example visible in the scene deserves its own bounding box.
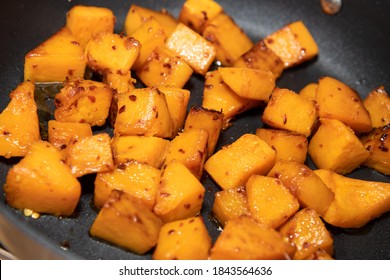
[363,86,390,128]
[299,82,318,102]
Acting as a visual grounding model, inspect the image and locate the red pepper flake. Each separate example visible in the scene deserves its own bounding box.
[119,105,126,114]
[88,96,96,103]
[129,94,137,101]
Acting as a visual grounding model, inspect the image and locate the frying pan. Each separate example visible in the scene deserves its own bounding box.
[0,0,389,260]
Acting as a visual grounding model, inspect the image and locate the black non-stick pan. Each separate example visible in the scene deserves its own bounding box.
[0,0,389,260]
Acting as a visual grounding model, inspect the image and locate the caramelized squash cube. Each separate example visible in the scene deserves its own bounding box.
[103,71,136,95]
[363,86,390,128]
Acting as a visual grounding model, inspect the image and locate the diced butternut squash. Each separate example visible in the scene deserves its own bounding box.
[0,81,40,158]
[66,5,115,49]
[94,160,160,210]
[363,86,390,128]
[202,13,253,66]
[218,67,275,101]
[264,21,319,68]
[316,76,372,133]
[24,27,86,82]
[114,87,173,138]
[279,208,334,260]
[103,71,136,95]
[246,175,299,228]
[308,118,369,174]
[154,161,205,223]
[111,135,169,168]
[153,216,212,260]
[4,141,81,216]
[233,40,284,78]
[65,133,114,177]
[267,160,335,216]
[166,23,216,75]
[314,169,390,228]
[262,88,318,137]
[90,190,162,254]
[304,249,334,260]
[255,128,308,164]
[204,133,276,190]
[54,78,113,126]
[210,216,289,260]
[299,82,318,102]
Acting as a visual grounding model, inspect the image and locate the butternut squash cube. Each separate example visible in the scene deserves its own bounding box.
[111,135,169,168]
[166,23,216,75]
[66,5,115,49]
[218,67,275,101]
[308,118,369,174]
[210,215,289,260]
[54,78,113,126]
[305,249,334,260]
[299,82,318,102]
[316,76,372,133]
[246,175,299,228]
[153,216,212,260]
[212,186,250,227]
[136,46,193,88]
[233,40,284,78]
[314,169,390,228]
[363,86,390,128]
[90,190,162,254]
[255,128,308,164]
[4,141,81,216]
[114,87,173,138]
[204,133,276,190]
[162,128,208,179]
[361,125,390,175]
[103,71,136,95]
[65,133,114,177]
[264,21,319,68]
[184,106,223,157]
[279,208,334,260]
[154,161,205,223]
[202,13,253,66]
[94,160,160,209]
[262,88,318,137]
[0,81,40,158]
[267,160,335,216]
[24,27,86,82]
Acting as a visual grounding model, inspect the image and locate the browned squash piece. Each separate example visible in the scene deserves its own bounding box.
[114,87,173,138]
[267,160,335,216]
[202,70,261,128]
[233,40,284,79]
[0,81,40,158]
[4,141,81,216]
[202,13,253,66]
[103,71,136,96]
[204,133,276,190]
[94,160,160,210]
[90,190,162,254]
[262,88,318,137]
[136,46,194,88]
[210,215,290,260]
[361,125,390,175]
[54,78,113,126]
[179,0,223,33]
[154,161,205,223]
[363,86,390,128]
[218,67,275,101]
[184,106,223,157]
[264,21,319,68]
[66,5,115,49]
[24,27,86,82]
[316,76,372,133]
[153,216,212,260]
[111,135,169,168]
[124,4,178,37]
[166,23,216,75]
[308,118,369,174]
[299,82,318,102]
[65,133,114,177]
[279,208,334,260]
[246,175,299,229]
[212,186,250,227]
[315,169,390,228]
[162,128,208,179]
[255,128,308,164]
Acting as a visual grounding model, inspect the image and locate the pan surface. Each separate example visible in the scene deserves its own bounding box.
[0,0,389,260]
